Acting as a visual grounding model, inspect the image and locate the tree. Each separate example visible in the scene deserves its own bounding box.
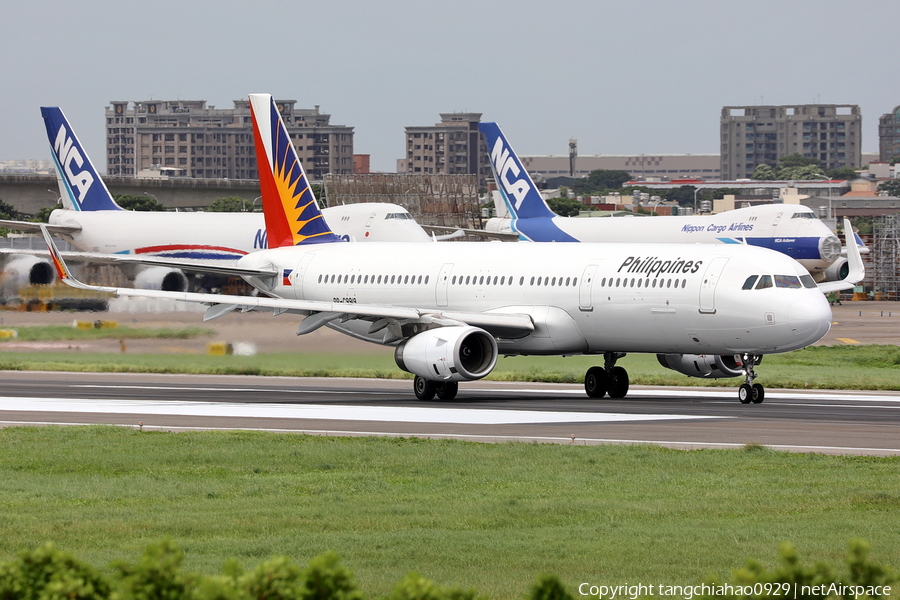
[0,197,18,220]
[778,153,822,169]
[32,206,56,223]
[114,194,165,211]
[878,179,900,198]
[547,197,588,217]
[206,196,252,212]
[751,164,777,180]
[662,185,698,206]
[826,167,858,181]
[571,170,632,195]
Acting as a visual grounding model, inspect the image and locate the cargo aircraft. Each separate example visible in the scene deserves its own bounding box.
[477,122,862,282]
[0,107,430,291]
[42,94,864,403]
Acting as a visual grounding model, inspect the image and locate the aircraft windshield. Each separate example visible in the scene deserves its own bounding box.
[791,212,819,219]
[385,213,413,220]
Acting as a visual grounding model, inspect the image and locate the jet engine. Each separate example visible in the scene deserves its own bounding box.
[394,326,498,382]
[133,266,189,292]
[821,257,849,283]
[2,255,56,286]
[657,353,744,379]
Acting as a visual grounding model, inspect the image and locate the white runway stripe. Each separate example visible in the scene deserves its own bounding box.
[0,396,721,425]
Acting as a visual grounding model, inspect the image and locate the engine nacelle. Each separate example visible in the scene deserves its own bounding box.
[394,326,498,383]
[133,266,189,292]
[657,354,744,379]
[2,255,56,285]
[822,257,849,283]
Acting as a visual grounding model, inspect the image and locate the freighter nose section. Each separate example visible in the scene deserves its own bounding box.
[787,293,832,347]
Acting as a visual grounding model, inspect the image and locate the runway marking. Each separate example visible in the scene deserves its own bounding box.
[0,397,722,426]
[837,337,860,344]
[2,420,897,455]
[71,384,900,403]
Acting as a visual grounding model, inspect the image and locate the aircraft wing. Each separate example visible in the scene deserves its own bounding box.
[420,224,520,241]
[818,218,865,294]
[0,219,81,235]
[0,244,277,279]
[39,225,534,339]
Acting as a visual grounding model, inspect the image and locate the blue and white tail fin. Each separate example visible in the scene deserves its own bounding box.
[248,94,342,248]
[479,122,555,220]
[478,122,577,242]
[41,107,122,211]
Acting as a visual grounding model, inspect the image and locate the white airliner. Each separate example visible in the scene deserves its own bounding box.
[478,122,861,282]
[43,94,864,403]
[0,107,429,291]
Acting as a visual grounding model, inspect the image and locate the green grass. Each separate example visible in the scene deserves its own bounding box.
[0,427,898,598]
[0,324,214,342]
[0,345,898,390]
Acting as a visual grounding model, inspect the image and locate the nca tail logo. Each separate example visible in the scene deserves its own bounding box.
[53,125,93,202]
[489,137,531,210]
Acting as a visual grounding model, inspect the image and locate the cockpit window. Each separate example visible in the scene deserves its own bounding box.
[755,275,773,290]
[791,212,819,219]
[742,275,759,290]
[385,213,413,220]
[774,274,802,289]
[799,274,818,289]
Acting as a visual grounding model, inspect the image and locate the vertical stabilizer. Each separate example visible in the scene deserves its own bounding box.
[478,122,578,242]
[478,122,555,220]
[41,107,122,211]
[248,94,342,248]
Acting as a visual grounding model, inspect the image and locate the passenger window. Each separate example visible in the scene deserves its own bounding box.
[756,275,773,289]
[424,275,429,284]
[742,275,759,290]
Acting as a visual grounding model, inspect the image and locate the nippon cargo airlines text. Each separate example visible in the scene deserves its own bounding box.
[681,223,754,234]
[489,136,530,209]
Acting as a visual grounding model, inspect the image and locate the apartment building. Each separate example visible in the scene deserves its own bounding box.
[878,105,900,162]
[720,104,862,180]
[403,113,491,186]
[106,99,354,179]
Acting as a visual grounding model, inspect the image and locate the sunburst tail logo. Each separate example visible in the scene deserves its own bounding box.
[249,94,342,248]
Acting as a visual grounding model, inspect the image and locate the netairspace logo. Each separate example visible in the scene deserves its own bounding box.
[53,125,93,202]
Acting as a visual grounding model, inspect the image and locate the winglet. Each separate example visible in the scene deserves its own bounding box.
[41,107,122,212]
[248,94,342,248]
[40,225,98,291]
[818,218,865,294]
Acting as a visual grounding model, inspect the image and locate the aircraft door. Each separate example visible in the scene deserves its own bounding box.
[436,263,454,307]
[699,257,729,314]
[289,254,316,300]
[579,264,598,311]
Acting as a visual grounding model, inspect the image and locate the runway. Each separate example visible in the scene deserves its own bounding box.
[2,371,899,456]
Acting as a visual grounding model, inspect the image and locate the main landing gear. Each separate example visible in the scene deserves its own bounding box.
[584,352,629,399]
[738,353,764,404]
[413,376,459,401]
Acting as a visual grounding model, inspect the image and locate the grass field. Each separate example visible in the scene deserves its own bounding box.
[1,427,897,598]
[1,344,898,390]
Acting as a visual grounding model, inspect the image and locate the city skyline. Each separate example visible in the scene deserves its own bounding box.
[3,0,898,174]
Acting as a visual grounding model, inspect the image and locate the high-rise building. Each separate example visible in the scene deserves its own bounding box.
[106,99,354,179]
[404,113,491,185]
[720,104,861,180]
[878,105,900,162]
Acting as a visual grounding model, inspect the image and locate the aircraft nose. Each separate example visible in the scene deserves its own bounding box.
[788,293,832,347]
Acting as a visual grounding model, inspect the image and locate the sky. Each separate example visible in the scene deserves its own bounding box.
[3,0,899,174]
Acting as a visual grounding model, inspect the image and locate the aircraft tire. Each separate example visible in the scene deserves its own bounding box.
[584,366,609,398]
[436,382,459,401]
[414,376,437,401]
[738,384,752,404]
[607,366,629,399]
[751,383,765,404]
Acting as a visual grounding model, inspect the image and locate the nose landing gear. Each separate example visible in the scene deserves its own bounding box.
[738,353,764,404]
